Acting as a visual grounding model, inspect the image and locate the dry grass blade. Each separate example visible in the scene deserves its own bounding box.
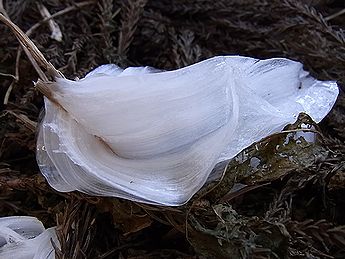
[0,0,8,18]
[26,1,97,37]
[325,8,345,21]
[36,3,62,42]
[5,110,37,131]
[55,199,96,259]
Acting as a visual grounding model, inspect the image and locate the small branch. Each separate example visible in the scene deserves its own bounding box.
[37,3,63,42]
[325,8,345,21]
[0,72,16,79]
[4,83,14,105]
[0,4,15,103]
[0,0,9,18]
[6,111,37,132]
[26,1,96,37]
[3,45,20,105]
[0,1,96,103]
[0,13,58,79]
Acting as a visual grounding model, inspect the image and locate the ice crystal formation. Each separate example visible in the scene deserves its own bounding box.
[0,216,58,259]
[36,56,338,206]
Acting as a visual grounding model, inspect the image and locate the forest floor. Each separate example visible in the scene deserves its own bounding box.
[1,0,345,258]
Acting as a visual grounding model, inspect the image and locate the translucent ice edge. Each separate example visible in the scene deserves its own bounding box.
[0,216,58,259]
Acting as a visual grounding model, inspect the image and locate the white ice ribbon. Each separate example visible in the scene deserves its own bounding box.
[36,56,339,206]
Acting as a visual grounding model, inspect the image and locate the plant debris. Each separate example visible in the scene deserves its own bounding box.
[0,0,345,258]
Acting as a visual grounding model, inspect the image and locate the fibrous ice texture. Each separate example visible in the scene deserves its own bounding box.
[0,216,58,259]
[36,56,339,206]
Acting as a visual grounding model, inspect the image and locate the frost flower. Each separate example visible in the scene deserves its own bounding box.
[36,56,339,206]
[0,216,58,259]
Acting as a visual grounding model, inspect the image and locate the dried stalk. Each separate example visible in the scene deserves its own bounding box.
[0,13,60,80]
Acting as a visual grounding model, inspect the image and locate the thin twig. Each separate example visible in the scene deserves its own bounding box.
[26,1,96,37]
[0,0,9,18]
[325,8,345,21]
[1,1,95,104]
[1,1,17,105]
[0,72,16,79]
[0,13,56,76]
[219,182,271,202]
[97,242,144,259]
[6,111,37,132]
[4,84,14,104]
[3,47,20,105]
[0,13,56,79]
[36,2,63,42]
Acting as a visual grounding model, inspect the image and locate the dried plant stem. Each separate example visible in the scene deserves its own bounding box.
[0,72,16,79]
[55,199,96,259]
[25,1,96,37]
[0,12,49,103]
[36,3,63,42]
[6,111,37,132]
[1,1,95,104]
[0,13,59,79]
[3,46,20,105]
[4,83,15,105]
[0,0,8,18]
[325,8,345,21]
